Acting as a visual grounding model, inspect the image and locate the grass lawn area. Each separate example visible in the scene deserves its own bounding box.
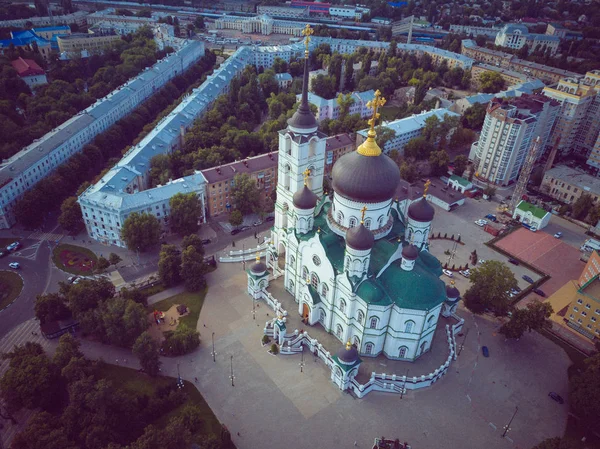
[97,364,222,441]
[0,270,23,310]
[380,106,402,121]
[149,288,207,329]
[52,243,98,275]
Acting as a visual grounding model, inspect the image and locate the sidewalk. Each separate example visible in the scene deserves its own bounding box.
[147,285,186,305]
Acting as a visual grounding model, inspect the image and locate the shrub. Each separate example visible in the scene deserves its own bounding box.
[270,343,279,355]
[262,335,270,345]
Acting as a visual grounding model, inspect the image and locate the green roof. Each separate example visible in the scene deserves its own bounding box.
[297,202,447,311]
[516,200,548,219]
[307,284,321,304]
[450,174,470,187]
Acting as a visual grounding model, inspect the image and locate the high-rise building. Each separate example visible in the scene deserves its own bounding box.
[473,96,554,186]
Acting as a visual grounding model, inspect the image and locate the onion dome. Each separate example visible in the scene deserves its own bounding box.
[336,340,359,364]
[408,197,435,223]
[402,243,419,260]
[346,222,374,251]
[251,254,267,275]
[446,281,460,302]
[293,185,318,210]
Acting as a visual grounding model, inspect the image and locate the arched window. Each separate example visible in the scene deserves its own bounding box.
[336,324,343,340]
[357,310,364,324]
[319,309,326,324]
[349,217,357,228]
[419,340,428,355]
[365,342,374,355]
[426,315,434,328]
[404,320,414,333]
[369,317,378,329]
[283,164,291,190]
[289,255,295,267]
[311,273,319,289]
[337,211,344,225]
[353,335,360,348]
[377,215,385,228]
[308,140,316,157]
[289,280,295,292]
[364,218,371,229]
[398,346,408,358]
[302,266,309,281]
[339,299,346,314]
[285,136,292,155]
[321,283,329,298]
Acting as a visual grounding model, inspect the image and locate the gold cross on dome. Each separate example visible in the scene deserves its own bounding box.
[255,252,260,262]
[302,168,311,186]
[302,24,314,55]
[366,90,386,132]
[360,205,368,223]
[423,179,431,197]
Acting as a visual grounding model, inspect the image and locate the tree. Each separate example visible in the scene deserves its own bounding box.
[34,292,70,325]
[169,192,202,236]
[258,69,278,97]
[10,412,75,449]
[162,325,200,356]
[96,256,110,273]
[375,126,396,150]
[400,162,418,183]
[58,197,83,234]
[181,234,205,255]
[109,252,122,266]
[570,353,600,429]
[181,245,206,292]
[229,210,243,228]
[453,155,468,177]
[272,57,288,74]
[121,212,161,252]
[463,260,517,316]
[462,103,487,130]
[336,93,355,119]
[230,173,261,215]
[53,333,83,370]
[311,74,337,99]
[483,184,497,198]
[404,136,434,160]
[572,193,594,220]
[429,149,450,176]
[133,331,162,376]
[158,244,182,287]
[65,277,115,317]
[479,71,505,93]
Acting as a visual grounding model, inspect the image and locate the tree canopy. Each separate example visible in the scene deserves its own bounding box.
[478,71,505,93]
[169,192,202,236]
[121,212,161,252]
[463,260,517,316]
[230,173,261,215]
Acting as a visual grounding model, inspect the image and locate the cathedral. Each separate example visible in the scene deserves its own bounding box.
[257,26,460,362]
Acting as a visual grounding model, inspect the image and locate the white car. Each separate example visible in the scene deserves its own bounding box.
[442,269,453,277]
[474,219,485,227]
[9,262,20,269]
[478,259,486,264]
[554,232,563,239]
[530,226,537,232]
[459,269,470,278]
[252,220,263,227]
[6,242,19,251]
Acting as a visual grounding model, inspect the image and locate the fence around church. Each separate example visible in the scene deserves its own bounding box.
[260,290,465,398]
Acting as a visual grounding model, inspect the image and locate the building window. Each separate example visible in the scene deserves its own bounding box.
[365,343,374,355]
[310,273,319,289]
[336,324,343,339]
[319,309,326,324]
[398,346,408,358]
[404,321,414,333]
[574,306,579,312]
[577,299,583,304]
[321,283,328,297]
[369,317,378,329]
[349,217,357,228]
[302,266,309,280]
[357,310,364,324]
[586,304,591,309]
[313,255,321,266]
[339,299,346,313]
[582,311,587,316]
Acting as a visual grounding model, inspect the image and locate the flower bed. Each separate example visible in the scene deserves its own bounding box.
[52,244,98,275]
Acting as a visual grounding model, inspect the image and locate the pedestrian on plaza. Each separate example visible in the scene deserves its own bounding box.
[195,377,198,382]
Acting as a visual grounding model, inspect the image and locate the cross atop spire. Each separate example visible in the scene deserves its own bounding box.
[360,205,368,223]
[302,24,314,57]
[366,90,386,133]
[255,252,260,262]
[423,179,431,197]
[302,168,311,186]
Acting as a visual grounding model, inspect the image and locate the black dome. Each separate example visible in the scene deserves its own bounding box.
[446,283,460,299]
[402,244,419,260]
[287,55,317,131]
[332,151,401,203]
[408,197,435,222]
[251,261,267,274]
[293,185,318,210]
[336,343,359,364]
[346,223,374,251]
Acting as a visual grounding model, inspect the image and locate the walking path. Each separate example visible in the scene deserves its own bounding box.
[147,285,186,305]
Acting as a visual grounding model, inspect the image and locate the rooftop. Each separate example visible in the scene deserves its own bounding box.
[515,200,549,219]
[544,165,600,197]
[201,153,278,184]
[33,25,70,32]
[10,57,44,76]
[357,108,460,139]
[325,133,354,151]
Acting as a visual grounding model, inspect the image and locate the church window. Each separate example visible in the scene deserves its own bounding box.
[289,280,295,292]
[309,139,316,158]
[352,336,360,348]
[321,283,328,297]
[399,346,408,358]
[369,317,378,329]
[319,309,326,324]
[311,273,319,289]
[365,343,374,355]
[336,211,344,225]
[357,310,364,324]
[427,315,434,328]
[377,215,384,228]
[339,299,346,313]
[336,324,343,340]
[302,266,309,280]
[313,255,321,266]
[289,255,295,266]
[404,320,415,333]
[364,218,371,229]
[419,340,428,355]
[349,217,357,228]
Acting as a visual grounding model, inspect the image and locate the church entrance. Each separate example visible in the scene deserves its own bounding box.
[302,303,309,323]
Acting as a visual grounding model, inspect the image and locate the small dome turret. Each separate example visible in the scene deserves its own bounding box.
[408,197,435,222]
[446,281,460,302]
[401,243,419,260]
[346,223,374,251]
[251,254,267,275]
[336,340,359,364]
[293,185,318,210]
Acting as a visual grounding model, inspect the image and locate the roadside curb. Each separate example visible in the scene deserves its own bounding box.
[0,270,25,314]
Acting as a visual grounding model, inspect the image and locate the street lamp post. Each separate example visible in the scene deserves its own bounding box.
[252,298,256,320]
[229,355,235,387]
[458,328,470,356]
[502,406,518,438]
[401,369,409,399]
[211,332,216,362]
[299,346,305,373]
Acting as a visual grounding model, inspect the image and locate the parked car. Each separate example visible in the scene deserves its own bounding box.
[554,232,563,239]
[6,242,20,251]
[485,214,497,222]
[442,269,453,277]
[68,276,79,284]
[530,226,537,232]
[548,392,564,404]
[230,229,241,235]
[522,275,534,284]
[9,262,20,269]
[508,258,520,265]
[265,216,275,222]
[474,219,487,227]
[201,239,212,245]
[533,288,546,297]
[459,269,470,278]
[240,225,251,231]
[252,220,263,227]
[482,346,489,357]
[512,286,522,292]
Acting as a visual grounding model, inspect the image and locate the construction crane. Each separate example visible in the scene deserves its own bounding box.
[509,136,541,214]
[544,136,561,173]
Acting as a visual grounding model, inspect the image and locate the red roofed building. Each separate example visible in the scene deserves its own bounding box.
[10,57,47,88]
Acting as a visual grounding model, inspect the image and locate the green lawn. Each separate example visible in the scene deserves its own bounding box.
[52,243,98,275]
[0,270,24,310]
[97,364,222,440]
[149,288,208,329]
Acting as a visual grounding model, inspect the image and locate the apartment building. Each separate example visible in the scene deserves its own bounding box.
[0,11,88,28]
[324,133,354,174]
[471,63,530,89]
[494,24,560,55]
[302,90,375,122]
[540,165,600,205]
[79,45,253,246]
[86,9,156,27]
[449,24,499,38]
[257,5,309,19]
[215,14,305,36]
[0,41,205,229]
[542,71,600,161]
[0,29,53,60]
[356,108,460,155]
[201,153,278,218]
[57,32,121,55]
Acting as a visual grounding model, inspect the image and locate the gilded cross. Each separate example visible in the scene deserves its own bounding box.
[423,179,431,197]
[302,24,314,55]
[366,90,386,132]
[302,168,311,186]
[256,252,260,262]
[360,205,368,223]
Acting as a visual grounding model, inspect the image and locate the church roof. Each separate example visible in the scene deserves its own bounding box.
[299,203,447,311]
